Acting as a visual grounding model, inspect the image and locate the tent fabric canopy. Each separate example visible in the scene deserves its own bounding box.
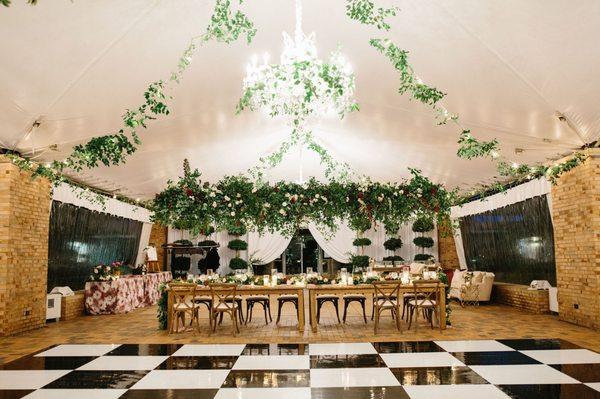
[1,1,599,200]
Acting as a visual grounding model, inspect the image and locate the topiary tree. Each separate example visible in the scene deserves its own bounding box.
[383,237,403,265]
[228,224,248,271]
[352,237,372,255]
[412,216,435,262]
[229,257,248,270]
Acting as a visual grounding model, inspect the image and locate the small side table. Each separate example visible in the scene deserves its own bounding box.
[459,283,480,307]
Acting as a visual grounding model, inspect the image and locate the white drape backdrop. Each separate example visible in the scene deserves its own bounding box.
[450,177,553,270]
[247,230,292,265]
[52,182,152,223]
[308,220,438,264]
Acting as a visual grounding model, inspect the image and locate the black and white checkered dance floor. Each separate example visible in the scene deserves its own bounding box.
[1,339,599,398]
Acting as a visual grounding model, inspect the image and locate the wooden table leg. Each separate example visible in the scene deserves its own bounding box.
[309,289,318,333]
[167,290,173,332]
[439,286,446,330]
[297,288,305,331]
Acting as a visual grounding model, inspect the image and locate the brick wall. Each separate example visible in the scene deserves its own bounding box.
[551,150,600,330]
[438,218,460,269]
[60,291,85,321]
[492,282,550,314]
[149,224,168,270]
[0,158,51,336]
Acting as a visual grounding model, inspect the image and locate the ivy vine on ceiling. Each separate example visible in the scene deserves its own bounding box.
[5,0,587,207]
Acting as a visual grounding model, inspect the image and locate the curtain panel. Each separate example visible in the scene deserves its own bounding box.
[48,201,143,291]
[459,195,556,285]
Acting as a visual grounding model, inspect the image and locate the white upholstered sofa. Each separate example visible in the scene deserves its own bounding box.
[449,270,495,302]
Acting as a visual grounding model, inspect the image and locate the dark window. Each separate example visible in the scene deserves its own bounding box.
[460,195,555,285]
[47,201,143,291]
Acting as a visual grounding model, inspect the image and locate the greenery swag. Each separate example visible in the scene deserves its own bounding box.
[152,160,454,238]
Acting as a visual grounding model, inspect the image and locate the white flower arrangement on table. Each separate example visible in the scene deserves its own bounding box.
[88,261,123,282]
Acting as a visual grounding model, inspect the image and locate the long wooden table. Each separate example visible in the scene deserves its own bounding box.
[307,283,446,333]
[167,284,305,332]
[167,282,446,334]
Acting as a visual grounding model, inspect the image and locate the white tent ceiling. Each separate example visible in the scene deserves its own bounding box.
[1,0,599,199]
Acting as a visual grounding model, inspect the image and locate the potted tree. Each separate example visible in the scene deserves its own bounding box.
[412,216,435,262]
[227,225,248,271]
[382,220,403,264]
[349,214,371,272]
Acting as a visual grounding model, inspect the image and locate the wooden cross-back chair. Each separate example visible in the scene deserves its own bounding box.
[372,281,403,334]
[407,280,442,332]
[209,283,240,336]
[169,283,199,333]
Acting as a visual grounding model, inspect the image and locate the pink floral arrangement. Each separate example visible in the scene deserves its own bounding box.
[88,261,123,282]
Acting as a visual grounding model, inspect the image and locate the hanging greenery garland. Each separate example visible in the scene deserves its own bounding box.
[152,160,455,238]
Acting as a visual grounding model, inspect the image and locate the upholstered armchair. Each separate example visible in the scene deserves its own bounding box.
[449,270,495,302]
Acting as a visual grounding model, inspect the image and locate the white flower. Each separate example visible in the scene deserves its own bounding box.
[315,193,320,198]
[264,203,270,208]
[212,201,217,207]
[400,189,405,195]
[209,192,216,198]
[282,202,287,207]
[417,188,423,194]
[346,197,349,202]
[236,193,241,198]
[230,211,235,216]
[252,187,258,193]
[224,195,230,201]
[279,209,286,215]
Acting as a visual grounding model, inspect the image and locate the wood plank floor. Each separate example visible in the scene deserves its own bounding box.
[2,300,599,365]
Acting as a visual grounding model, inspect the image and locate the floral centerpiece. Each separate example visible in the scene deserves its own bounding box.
[88,261,123,281]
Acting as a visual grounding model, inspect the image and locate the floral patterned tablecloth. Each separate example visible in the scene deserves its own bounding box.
[85,272,172,315]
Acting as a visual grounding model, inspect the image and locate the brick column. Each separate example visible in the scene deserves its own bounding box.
[551,150,600,330]
[0,157,51,336]
[437,218,460,269]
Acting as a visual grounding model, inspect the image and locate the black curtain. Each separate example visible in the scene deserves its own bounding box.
[460,195,556,285]
[48,201,143,290]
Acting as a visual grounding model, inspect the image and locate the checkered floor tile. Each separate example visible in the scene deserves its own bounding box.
[1,339,599,398]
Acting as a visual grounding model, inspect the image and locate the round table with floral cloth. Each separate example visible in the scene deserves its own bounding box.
[85,272,172,315]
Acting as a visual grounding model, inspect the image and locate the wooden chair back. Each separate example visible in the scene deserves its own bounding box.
[171,284,197,312]
[411,280,440,306]
[209,283,238,312]
[373,281,402,306]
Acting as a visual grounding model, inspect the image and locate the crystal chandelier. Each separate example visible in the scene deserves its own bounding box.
[241,0,357,121]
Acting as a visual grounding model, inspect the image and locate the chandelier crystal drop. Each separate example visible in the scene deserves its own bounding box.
[241,0,357,121]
